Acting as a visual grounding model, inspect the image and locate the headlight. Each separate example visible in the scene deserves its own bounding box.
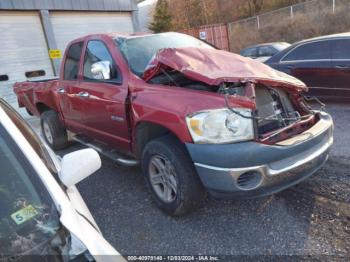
[186,108,254,144]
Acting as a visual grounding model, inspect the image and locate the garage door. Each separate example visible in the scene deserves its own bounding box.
[51,12,134,52]
[0,12,54,107]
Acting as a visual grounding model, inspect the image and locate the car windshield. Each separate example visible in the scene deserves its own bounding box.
[274,43,290,51]
[115,33,214,76]
[0,124,61,257]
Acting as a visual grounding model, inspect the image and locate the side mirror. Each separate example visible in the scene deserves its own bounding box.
[91,61,111,80]
[59,149,101,187]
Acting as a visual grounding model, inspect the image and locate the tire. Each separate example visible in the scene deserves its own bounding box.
[142,135,206,216]
[40,110,68,150]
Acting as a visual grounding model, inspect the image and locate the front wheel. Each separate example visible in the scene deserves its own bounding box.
[41,110,68,150]
[142,135,206,216]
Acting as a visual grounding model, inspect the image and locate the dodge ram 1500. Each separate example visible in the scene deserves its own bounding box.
[14,32,334,216]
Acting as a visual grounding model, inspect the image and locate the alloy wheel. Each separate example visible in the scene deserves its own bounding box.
[149,155,178,203]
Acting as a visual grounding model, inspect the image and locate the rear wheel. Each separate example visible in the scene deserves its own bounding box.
[40,110,68,150]
[142,135,205,216]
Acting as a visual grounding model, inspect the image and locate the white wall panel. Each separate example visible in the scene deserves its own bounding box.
[0,11,54,107]
[51,12,134,52]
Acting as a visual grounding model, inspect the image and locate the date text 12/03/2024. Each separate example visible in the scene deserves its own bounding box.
[127,256,220,261]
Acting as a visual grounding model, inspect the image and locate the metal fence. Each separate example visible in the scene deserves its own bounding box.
[227,0,350,51]
[228,0,349,31]
[179,0,350,52]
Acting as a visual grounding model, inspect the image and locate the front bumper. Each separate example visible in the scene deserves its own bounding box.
[186,111,333,199]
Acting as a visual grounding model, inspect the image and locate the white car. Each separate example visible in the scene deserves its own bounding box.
[0,99,124,261]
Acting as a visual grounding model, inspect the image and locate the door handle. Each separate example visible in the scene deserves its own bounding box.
[57,87,65,94]
[335,65,348,69]
[77,91,90,98]
[286,65,296,69]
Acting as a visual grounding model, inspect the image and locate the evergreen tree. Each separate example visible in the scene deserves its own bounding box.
[149,0,172,33]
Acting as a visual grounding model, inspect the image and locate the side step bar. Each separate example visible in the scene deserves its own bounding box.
[72,135,139,167]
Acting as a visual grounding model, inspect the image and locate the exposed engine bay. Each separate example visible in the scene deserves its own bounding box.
[149,69,319,144]
[255,86,301,134]
[148,69,215,92]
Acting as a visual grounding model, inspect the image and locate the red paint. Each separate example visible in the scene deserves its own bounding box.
[143,47,307,91]
[259,114,317,145]
[13,33,309,156]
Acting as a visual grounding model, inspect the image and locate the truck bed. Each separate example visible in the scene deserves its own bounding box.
[13,79,61,117]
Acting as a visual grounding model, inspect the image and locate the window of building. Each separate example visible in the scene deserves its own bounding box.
[0,75,9,81]
[25,70,45,78]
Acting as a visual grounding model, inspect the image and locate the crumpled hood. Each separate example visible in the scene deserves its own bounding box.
[142,47,307,92]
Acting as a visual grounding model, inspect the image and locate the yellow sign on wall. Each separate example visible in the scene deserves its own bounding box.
[49,49,62,59]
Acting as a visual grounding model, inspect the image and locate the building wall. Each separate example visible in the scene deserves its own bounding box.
[0,0,138,111]
[0,0,137,11]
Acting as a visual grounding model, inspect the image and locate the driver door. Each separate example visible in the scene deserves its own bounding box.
[76,39,130,152]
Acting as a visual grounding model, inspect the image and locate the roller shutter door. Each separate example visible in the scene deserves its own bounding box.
[51,12,134,52]
[0,11,54,107]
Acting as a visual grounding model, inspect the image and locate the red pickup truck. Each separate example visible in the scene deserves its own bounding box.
[14,32,334,216]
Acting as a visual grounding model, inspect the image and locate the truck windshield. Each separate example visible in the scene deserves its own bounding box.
[115,33,214,76]
[0,124,61,257]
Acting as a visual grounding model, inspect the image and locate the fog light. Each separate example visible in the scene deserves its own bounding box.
[236,171,262,190]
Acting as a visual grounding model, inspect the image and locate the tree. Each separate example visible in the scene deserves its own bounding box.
[187,0,206,27]
[166,0,307,31]
[149,0,172,33]
[246,0,265,16]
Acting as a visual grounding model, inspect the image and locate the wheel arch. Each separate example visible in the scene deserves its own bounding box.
[36,102,53,114]
[133,121,185,158]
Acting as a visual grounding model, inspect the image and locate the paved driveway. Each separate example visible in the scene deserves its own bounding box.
[28,103,350,256]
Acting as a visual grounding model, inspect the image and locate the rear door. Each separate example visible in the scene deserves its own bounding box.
[330,38,350,98]
[278,40,332,98]
[76,37,130,152]
[58,41,86,134]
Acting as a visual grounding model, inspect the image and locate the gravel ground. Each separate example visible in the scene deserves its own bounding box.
[30,102,350,257]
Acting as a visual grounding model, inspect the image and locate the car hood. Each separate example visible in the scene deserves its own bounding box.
[142,47,307,92]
